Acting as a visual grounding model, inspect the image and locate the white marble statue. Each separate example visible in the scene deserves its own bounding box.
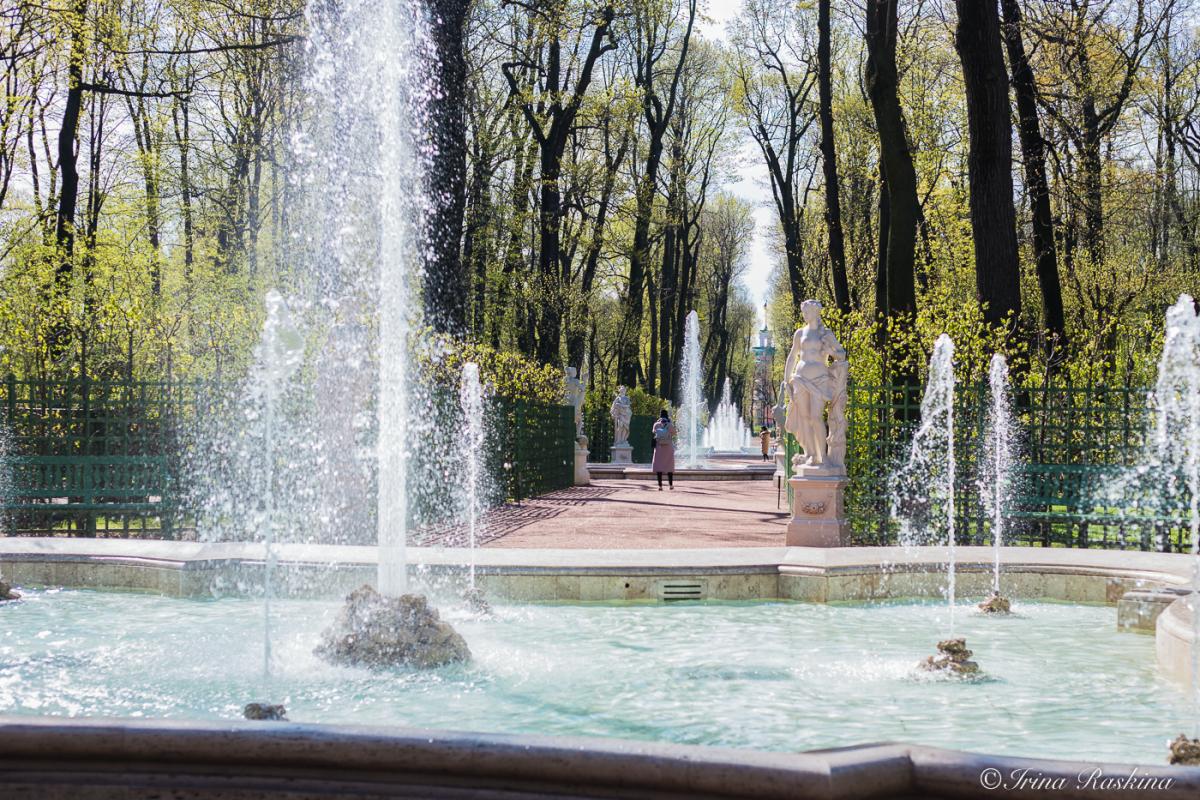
[564,366,587,439]
[771,380,789,435]
[610,385,633,447]
[783,299,848,473]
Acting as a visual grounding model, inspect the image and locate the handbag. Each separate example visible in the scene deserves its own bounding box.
[650,432,656,449]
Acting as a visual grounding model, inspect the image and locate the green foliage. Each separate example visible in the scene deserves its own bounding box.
[421,336,565,404]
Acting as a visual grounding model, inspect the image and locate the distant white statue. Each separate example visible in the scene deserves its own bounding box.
[610,385,633,447]
[771,380,789,434]
[783,299,848,473]
[564,365,587,439]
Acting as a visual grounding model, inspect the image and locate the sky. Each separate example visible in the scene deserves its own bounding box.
[698,0,775,324]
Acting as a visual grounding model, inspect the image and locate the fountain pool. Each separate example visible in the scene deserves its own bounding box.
[0,588,1188,764]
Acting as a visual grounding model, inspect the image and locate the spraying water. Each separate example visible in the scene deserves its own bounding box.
[704,378,753,452]
[678,311,705,468]
[980,354,1017,596]
[893,335,957,634]
[297,0,431,595]
[253,290,304,680]
[1152,295,1200,733]
[459,363,485,589]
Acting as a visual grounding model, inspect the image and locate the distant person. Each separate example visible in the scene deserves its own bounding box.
[651,409,676,490]
[760,427,771,461]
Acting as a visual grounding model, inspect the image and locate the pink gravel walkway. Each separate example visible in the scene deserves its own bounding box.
[417,478,789,549]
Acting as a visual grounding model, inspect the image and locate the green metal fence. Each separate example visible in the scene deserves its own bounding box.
[837,382,1183,550]
[492,396,575,501]
[585,412,655,463]
[1,375,192,536]
[1,376,575,537]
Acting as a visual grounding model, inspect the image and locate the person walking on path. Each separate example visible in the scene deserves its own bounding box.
[760,427,771,461]
[651,410,676,490]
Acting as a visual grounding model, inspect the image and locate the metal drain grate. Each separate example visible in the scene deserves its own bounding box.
[657,580,706,601]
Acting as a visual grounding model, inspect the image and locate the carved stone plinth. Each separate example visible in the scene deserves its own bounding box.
[610,444,633,464]
[787,475,848,547]
[574,444,591,486]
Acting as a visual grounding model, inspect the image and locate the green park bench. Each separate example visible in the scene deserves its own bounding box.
[4,454,176,537]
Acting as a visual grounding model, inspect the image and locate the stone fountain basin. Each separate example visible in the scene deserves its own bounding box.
[3,539,1200,794]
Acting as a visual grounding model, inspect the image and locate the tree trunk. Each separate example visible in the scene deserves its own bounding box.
[818,0,850,314]
[874,162,888,322]
[535,146,563,364]
[51,0,88,363]
[864,0,918,322]
[425,0,470,335]
[1000,0,1066,354]
[955,0,1021,330]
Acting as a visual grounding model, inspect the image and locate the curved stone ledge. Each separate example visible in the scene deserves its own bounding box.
[1157,594,1199,686]
[0,538,1192,603]
[1,716,1197,799]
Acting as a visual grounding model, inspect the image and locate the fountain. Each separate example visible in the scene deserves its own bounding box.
[460,363,491,614]
[250,0,466,668]
[893,335,974,672]
[1151,295,1200,760]
[677,310,705,468]
[253,290,305,683]
[978,353,1015,615]
[703,378,753,453]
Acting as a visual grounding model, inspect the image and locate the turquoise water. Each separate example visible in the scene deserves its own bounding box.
[0,590,1189,763]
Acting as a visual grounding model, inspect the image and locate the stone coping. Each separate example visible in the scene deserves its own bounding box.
[1,537,1195,580]
[1,716,1197,799]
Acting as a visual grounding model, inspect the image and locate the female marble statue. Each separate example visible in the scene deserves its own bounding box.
[610,386,633,447]
[783,299,848,472]
[564,366,587,439]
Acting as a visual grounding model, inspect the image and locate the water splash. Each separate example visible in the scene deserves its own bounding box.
[678,311,705,468]
[459,363,486,589]
[253,290,305,680]
[704,378,753,452]
[1153,296,1200,733]
[980,354,1017,596]
[892,335,957,634]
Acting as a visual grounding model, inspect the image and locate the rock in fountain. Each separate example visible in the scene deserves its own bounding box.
[919,638,981,676]
[978,593,1011,614]
[243,703,288,721]
[462,586,491,616]
[1169,734,1200,766]
[0,579,20,602]
[316,585,470,669]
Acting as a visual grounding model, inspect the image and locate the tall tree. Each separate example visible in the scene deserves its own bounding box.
[617,0,697,387]
[426,0,471,335]
[1027,0,1164,267]
[864,0,917,322]
[503,0,617,365]
[816,0,849,314]
[731,0,816,316]
[1000,0,1065,354]
[955,0,1021,330]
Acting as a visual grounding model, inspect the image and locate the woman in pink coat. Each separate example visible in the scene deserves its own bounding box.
[651,409,676,490]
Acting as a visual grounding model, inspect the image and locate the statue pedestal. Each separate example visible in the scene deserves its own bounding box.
[574,445,591,486]
[610,444,633,464]
[787,473,848,547]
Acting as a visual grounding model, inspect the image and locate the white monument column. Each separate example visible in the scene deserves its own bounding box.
[783,300,850,547]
